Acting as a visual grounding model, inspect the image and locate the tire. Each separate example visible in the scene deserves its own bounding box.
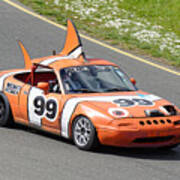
[159,144,179,150]
[0,93,13,127]
[72,116,99,150]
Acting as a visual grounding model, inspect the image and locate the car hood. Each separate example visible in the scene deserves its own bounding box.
[74,91,177,118]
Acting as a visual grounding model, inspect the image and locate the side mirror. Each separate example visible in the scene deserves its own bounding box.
[37,82,49,93]
[130,78,136,85]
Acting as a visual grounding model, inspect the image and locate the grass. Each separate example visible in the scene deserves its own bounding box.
[18,0,180,67]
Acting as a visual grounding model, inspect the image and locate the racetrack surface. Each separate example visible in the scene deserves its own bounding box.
[0,1,180,179]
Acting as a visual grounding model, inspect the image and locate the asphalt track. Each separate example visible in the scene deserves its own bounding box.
[0,1,180,180]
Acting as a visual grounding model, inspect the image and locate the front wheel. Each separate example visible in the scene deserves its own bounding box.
[72,116,99,150]
[159,144,179,150]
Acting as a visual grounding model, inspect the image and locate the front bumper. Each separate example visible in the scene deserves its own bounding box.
[97,115,180,148]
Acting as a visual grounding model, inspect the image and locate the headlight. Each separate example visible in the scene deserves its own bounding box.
[144,109,164,117]
[108,108,129,118]
[161,105,177,116]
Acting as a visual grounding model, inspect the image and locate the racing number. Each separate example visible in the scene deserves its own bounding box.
[114,98,153,107]
[114,99,134,107]
[132,98,153,106]
[34,96,45,116]
[46,99,57,119]
[33,96,57,120]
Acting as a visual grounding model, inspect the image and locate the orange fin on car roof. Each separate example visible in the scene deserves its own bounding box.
[17,20,85,68]
[18,41,32,69]
[60,19,86,61]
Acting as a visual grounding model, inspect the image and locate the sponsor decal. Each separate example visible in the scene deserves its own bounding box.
[5,82,21,95]
[0,70,29,91]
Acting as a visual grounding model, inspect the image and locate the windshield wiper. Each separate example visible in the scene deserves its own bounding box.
[105,88,133,92]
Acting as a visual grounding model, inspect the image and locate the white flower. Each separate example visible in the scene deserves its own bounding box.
[54,0,59,5]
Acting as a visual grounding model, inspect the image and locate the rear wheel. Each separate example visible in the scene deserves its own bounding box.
[0,100,6,126]
[72,116,99,150]
[0,94,13,127]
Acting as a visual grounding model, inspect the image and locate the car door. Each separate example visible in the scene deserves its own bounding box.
[18,66,64,132]
[27,86,62,129]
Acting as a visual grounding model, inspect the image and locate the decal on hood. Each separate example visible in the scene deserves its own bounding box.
[113,98,154,107]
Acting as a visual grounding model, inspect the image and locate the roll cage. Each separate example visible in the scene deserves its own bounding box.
[28,63,54,86]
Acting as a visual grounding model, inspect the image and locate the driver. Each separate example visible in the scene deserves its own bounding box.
[49,79,60,93]
[89,66,102,89]
[71,72,83,90]
[61,70,83,93]
[61,69,75,92]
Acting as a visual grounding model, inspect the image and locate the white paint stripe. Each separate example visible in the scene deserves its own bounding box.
[69,47,82,59]
[40,56,70,66]
[0,70,29,91]
[40,46,82,66]
[61,95,160,138]
[28,87,44,126]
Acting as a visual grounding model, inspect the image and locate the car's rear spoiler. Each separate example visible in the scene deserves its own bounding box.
[18,19,86,69]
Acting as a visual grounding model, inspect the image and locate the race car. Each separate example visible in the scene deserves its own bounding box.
[0,19,180,150]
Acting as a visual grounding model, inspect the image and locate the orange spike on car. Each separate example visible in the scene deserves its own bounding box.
[18,41,32,69]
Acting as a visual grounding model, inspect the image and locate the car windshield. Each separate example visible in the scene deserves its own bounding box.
[60,65,137,94]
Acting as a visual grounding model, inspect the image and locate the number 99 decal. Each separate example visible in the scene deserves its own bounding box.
[28,88,59,126]
[33,96,58,120]
[113,98,153,107]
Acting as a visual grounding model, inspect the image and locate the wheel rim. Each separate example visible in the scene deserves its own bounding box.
[0,101,5,122]
[74,117,92,147]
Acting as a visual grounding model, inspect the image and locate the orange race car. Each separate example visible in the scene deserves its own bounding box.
[0,19,180,150]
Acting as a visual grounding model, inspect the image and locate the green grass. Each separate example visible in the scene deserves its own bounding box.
[121,0,180,36]
[18,0,180,67]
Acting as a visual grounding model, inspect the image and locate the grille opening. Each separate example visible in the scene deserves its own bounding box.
[160,120,165,124]
[133,136,174,143]
[139,119,173,126]
[163,105,177,115]
[139,121,145,126]
[147,120,152,125]
[167,119,172,123]
[174,120,180,125]
[153,120,158,125]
